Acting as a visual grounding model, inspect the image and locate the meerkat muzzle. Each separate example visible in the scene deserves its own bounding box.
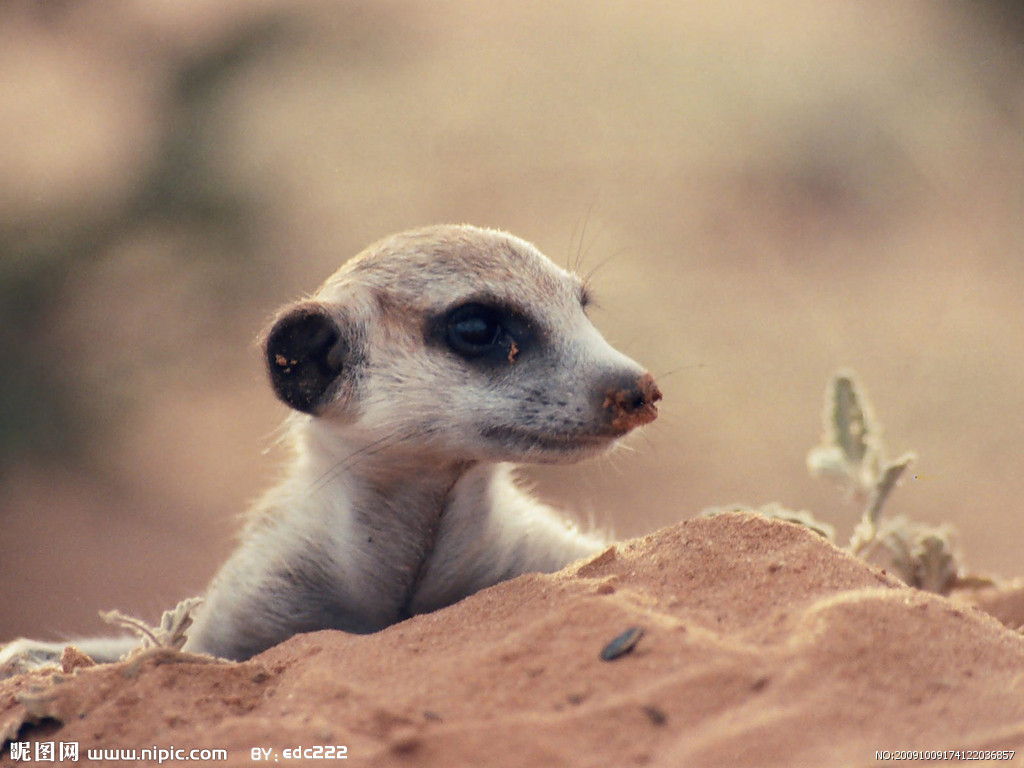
[604,372,662,432]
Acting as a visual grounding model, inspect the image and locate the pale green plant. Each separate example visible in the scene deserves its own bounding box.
[806,370,916,534]
[807,370,962,593]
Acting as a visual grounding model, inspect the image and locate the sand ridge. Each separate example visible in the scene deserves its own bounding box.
[3,511,1024,767]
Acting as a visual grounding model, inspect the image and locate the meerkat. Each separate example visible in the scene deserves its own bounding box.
[1,224,661,670]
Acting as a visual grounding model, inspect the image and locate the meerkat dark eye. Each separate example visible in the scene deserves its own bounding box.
[446,304,503,357]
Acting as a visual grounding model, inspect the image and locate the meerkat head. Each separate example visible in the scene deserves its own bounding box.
[263,225,660,466]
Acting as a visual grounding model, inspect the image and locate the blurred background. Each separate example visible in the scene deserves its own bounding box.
[2,0,1023,639]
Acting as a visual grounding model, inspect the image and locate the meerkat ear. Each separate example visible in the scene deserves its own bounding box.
[264,303,349,414]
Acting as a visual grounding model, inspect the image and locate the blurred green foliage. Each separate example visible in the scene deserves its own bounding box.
[0,13,289,470]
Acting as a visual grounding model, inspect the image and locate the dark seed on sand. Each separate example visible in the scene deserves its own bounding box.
[600,626,645,661]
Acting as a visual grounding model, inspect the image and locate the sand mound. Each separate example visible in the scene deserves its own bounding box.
[4,512,1024,767]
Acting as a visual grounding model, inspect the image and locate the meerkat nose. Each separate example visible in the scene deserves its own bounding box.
[602,371,662,433]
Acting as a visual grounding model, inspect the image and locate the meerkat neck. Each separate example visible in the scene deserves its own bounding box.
[291,419,477,580]
[296,418,474,513]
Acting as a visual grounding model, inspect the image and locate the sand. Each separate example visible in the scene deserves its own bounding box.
[3,511,1024,767]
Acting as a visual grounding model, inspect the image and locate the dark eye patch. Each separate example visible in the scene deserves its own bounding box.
[427,300,537,366]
